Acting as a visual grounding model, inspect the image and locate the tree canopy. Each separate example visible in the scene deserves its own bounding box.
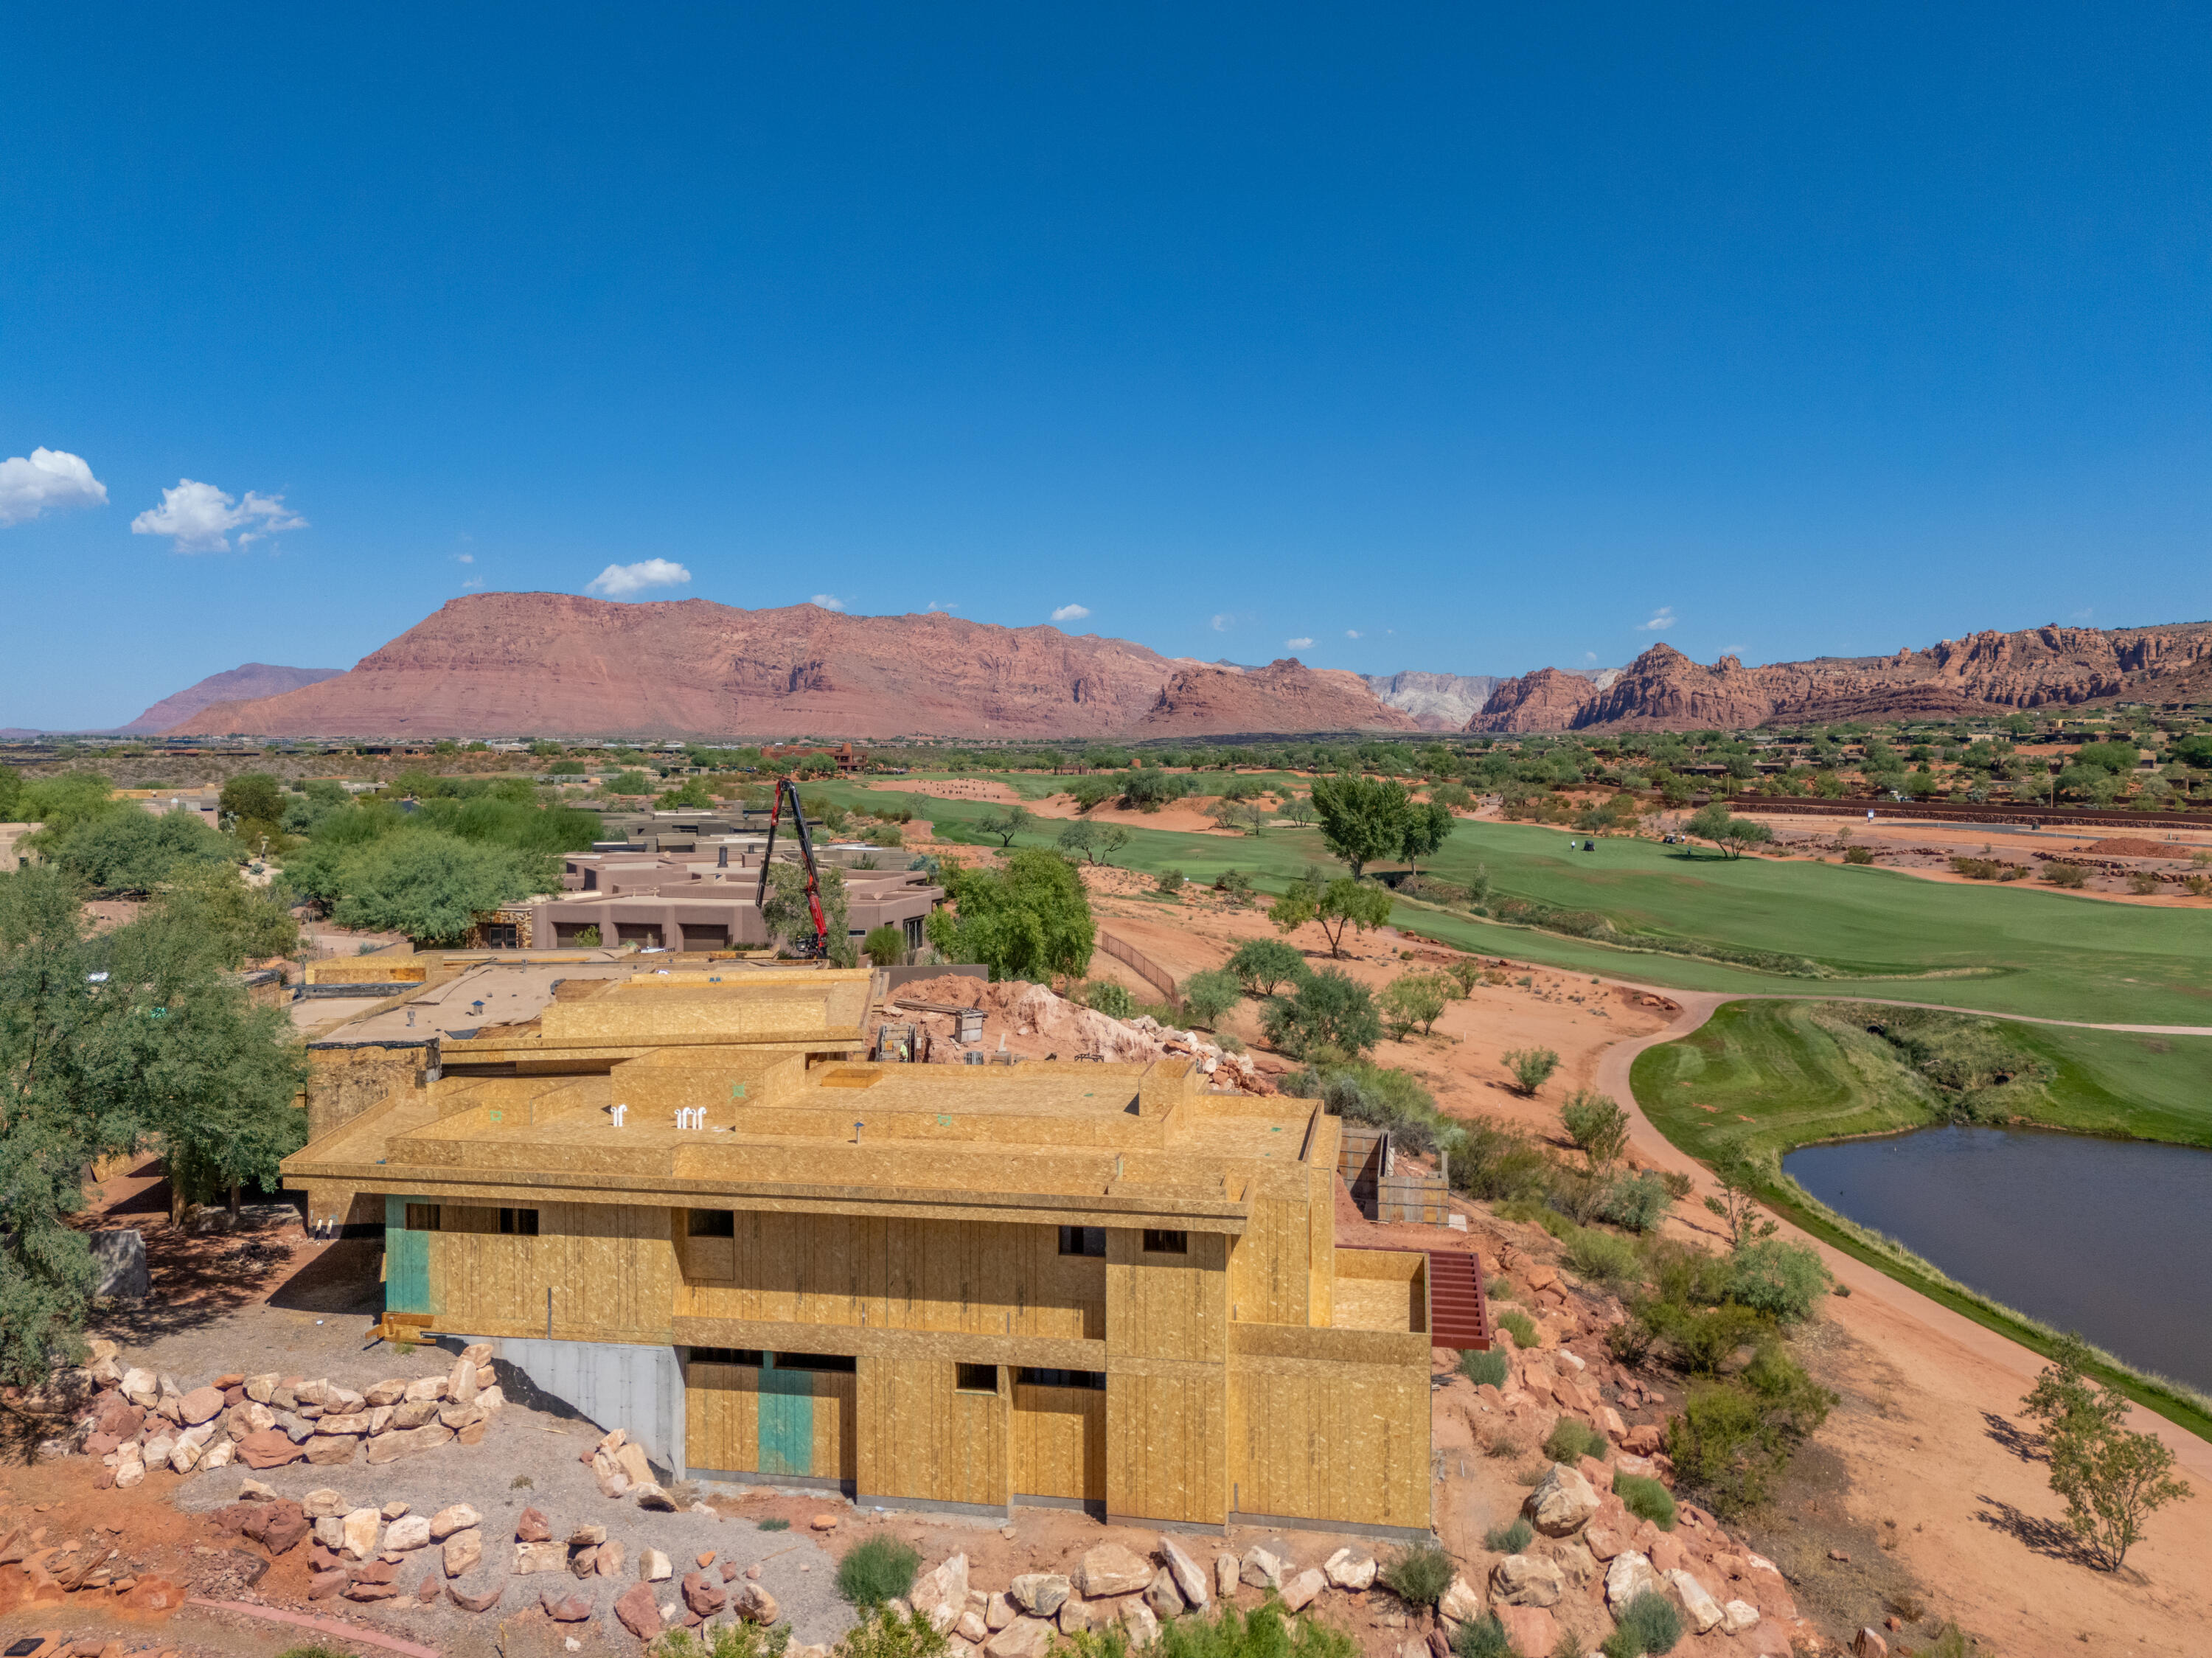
[925,849,1095,983]
[1310,774,1411,878]
[319,831,541,945]
[45,807,237,896]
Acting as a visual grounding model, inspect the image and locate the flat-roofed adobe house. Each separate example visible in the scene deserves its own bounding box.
[281,968,1436,1537]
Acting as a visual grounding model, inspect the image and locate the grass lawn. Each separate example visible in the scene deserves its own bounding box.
[1631,1000,2212,1435]
[830,776,2212,1028]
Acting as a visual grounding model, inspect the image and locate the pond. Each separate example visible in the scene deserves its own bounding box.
[1782,1125,2212,1393]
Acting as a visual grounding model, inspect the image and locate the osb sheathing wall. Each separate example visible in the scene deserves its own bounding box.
[859,1357,1008,1508]
[402,1202,678,1342]
[1227,1356,1430,1529]
[1012,1383,1105,1501]
[684,1357,856,1481]
[678,1214,1106,1342]
[306,1045,433,1141]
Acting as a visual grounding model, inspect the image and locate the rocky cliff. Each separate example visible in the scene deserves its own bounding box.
[1364,672,1503,730]
[170,595,1416,739]
[1469,624,2212,732]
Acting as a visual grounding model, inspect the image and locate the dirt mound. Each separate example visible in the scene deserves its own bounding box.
[877,975,1267,1087]
[2085,837,2188,858]
[168,595,1414,739]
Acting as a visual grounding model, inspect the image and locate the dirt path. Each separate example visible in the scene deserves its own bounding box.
[1594,994,2212,1656]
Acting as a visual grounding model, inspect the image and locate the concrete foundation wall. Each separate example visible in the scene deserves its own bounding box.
[472,1336,688,1482]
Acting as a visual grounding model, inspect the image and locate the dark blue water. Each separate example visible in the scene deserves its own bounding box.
[1782,1126,2212,1392]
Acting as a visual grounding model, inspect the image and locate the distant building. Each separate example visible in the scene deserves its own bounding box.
[116,786,222,828]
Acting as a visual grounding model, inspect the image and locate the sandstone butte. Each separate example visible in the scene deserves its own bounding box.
[1469,623,2212,733]
[116,662,347,735]
[167,593,1422,741]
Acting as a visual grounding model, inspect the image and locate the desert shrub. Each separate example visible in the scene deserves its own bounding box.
[1601,1589,1681,1657]
[1611,1469,1676,1530]
[1544,1418,1607,1464]
[1665,1349,1833,1517]
[2041,861,2087,888]
[1496,1310,1540,1349]
[1481,1517,1534,1555]
[1841,845,1875,865]
[837,1536,921,1606]
[1112,1602,1354,1658]
[1604,1319,1654,1366]
[757,1516,790,1532]
[1486,1275,1513,1300]
[1084,980,1135,1020]
[861,924,907,967]
[1458,1348,1509,1387]
[1452,1121,1551,1202]
[1560,1090,1630,1166]
[1502,1047,1560,1096]
[838,1609,948,1658]
[1727,1240,1832,1324]
[2187,874,2212,898]
[1225,937,1309,997]
[2127,871,2160,895]
[1262,968,1382,1058]
[1180,968,1243,1029]
[1593,1171,1674,1233]
[658,1620,793,1658]
[1450,1615,1512,1658]
[1378,1540,1456,1609]
[1378,972,1451,1037]
[1949,856,2000,879]
[1565,1226,1640,1286]
[571,924,602,947]
[1295,1060,1447,1154]
[1647,1301,1767,1374]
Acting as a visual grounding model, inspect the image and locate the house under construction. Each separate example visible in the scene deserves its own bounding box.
[280,968,1439,1536]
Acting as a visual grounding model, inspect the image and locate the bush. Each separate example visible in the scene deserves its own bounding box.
[1841,845,1875,865]
[1560,1090,1630,1166]
[1604,1319,1654,1366]
[1601,1589,1682,1657]
[1544,1418,1607,1464]
[1611,1469,1676,1530]
[1452,1121,1551,1202]
[1481,1516,1534,1555]
[1649,1301,1767,1374]
[1084,980,1135,1020]
[757,1516,790,1532]
[836,1536,922,1606]
[1378,972,1450,1038]
[1155,868,1187,895]
[1458,1348,1509,1387]
[1664,1350,1832,1517]
[838,1609,949,1658]
[1502,1047,1559,1096]
[1225,937,1310,997]
[1088,1602,1355,1658]
[655,1620,794,1658]
[2042,861,2088,888]
[1496,1310,1540,1349]
[1593,1171,1674,1234]
[1565,1226,1640,1287]
[572,924,601,947]
[1261,968,1382,1059]
[861,924,907,967]
[1377,1540,1456,1609]
[2127,871,2160,895]
[1180,969,1243,1030]
[1727,1240,1832,1325]
[1450,1615,1512,1658]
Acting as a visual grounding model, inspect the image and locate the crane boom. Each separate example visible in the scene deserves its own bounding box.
[754,775,830,957]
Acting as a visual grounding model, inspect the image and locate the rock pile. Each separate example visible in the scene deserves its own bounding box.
[69,1339,504,1483]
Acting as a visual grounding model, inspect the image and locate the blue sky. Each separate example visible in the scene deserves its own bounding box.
[3,4,2207,728]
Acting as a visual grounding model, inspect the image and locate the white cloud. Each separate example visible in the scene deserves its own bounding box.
[0,447,108,526]
[811,593,847,612]
[461,577,484,591]
[1635,607,1677,631]
[1284,636,1315,649]
[453,552,473,564]
[925,599,958,612]
[1346,629,1362,639]
[584,557,691,598]
[1051,603,1091,623]
[131,478,306,551]
[1211,614,1230,632]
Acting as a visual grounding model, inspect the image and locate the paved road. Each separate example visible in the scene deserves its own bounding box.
[1588,982,2212,1475]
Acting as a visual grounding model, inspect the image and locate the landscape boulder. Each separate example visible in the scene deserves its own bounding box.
[450,1580,504,1613]
[1526,1463,1601,1536]
[237,1428,304,1469]
[340,1508,381,1561]
[431,1502,481,1539]
[515,1542,568,1575]
[386,1514,432,1552]
[1437,1575,1484,1628]
[1669,1569,1725,1635]
[985,1619,1053,1658]
[1119,1600,1161,1647]
[616,1581,664,1639]
[1323,1549,1375,1591]
[734,1582,780,1623]
[1078,1542,1154,1598]
[639,1548,672,1582]
[1490,1554,1564,1609]
[1009,1573,1070,1617]
[1279,1569,1325,1613]
[1604,1552,1661,1615]
[365,1422,453,1463]
[1144,1567,1183,1620]
[1238,1544,1287,1591]
[178,1385,226,1426]
[1492,1605,1559,1657]
[682,1570,727,1617]
[1214,1553,1239,1601]
[444,1529,484,1578]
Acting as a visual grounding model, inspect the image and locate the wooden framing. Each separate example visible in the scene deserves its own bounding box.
[281,968,1433,1532]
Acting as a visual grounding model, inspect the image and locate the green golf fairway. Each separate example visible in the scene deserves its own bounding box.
[815,776,2212,1027]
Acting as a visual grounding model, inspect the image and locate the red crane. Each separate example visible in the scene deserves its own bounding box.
[754,775,830,958]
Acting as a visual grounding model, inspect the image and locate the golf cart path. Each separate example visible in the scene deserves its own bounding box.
[1590,984,2212,1477]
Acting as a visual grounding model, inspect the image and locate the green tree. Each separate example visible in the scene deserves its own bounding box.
[1501,1046,1559,1096]
[1702,1154,1779,1248]
[1279,794,1318,826]
[861,924,907,968]
[156,862,301,961]
[1179,969,1242,1030]
[764,861,852,961]
[1225,937,1310,997]
[1314,877,1392,958]
[219,772,285,826]
[1398,800,1455,874]
[1310,774,1411,878]
[0,865,308,1380]
[1054,820,1126,865]
[328,831,538,946]
[1261,968,1382,1059]
[1268,877,1320,936]
[1561,1089,1630,1167]
[1683,803,1773,860]
[975,804,1036,847]
[46,808,237,896]
[608,769,653,795]
[2023,1334,2193,1572]
[923,849,1095,983]
[659,778,717,809]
